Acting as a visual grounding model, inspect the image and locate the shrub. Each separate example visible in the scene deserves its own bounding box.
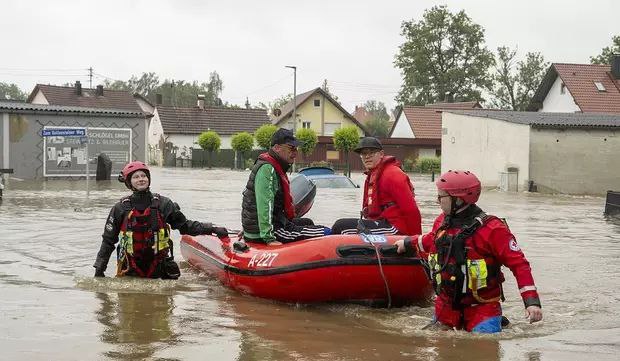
[254,124,278,149]
[296,128,318,156]
[417,157,441,173]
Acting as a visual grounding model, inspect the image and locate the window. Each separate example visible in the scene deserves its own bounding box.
[594,82,606,92]
[302,121,311,129]
[324,123,341,136]
[314,99,320,107]
[560,83,566,94]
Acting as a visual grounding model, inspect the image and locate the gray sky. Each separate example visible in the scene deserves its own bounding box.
[2,0,618,112]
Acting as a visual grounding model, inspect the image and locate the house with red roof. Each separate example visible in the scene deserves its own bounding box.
[389,101,482,158]
[528,56,620,113]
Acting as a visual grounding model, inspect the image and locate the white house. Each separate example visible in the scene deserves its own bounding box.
[528,57,620,113]
[390,101,481,158]
[441,110,620,195]
[148,102,270,164]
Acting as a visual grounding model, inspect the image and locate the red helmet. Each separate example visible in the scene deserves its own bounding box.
[436,170,481,204]
[119,161,150,189]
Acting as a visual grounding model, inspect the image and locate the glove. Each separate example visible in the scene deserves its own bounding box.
[323,227,332,236]
[94,268,105,277]
[212,226,229,238]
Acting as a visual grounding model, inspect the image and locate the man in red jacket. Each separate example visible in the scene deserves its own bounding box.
[395,170,543,333]
[332,137,422,235]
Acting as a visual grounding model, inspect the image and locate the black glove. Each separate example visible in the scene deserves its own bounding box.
[212,226,229,238]
[94,268,105,277]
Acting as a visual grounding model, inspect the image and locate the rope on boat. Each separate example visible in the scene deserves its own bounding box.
[367,238,392,309]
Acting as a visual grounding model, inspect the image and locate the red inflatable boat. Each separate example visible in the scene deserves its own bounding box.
[180,233,433,306]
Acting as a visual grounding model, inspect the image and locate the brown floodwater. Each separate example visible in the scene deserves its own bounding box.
[1,167,619,360]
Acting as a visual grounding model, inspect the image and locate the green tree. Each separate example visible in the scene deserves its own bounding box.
[254,124,278,149]
[231,132,254,169]
[491,46,549,110]
[104,71,225,108]
[296,128,318,159]
[361,100,391,137]
[197,131,221,168]
[333,126,360,177]
[394,5,494,105]
[591,35,620,65]
[0,82,27,100]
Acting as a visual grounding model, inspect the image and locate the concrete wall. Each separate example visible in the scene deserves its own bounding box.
[541,76,581,112]
[4,111,147,179]
[441,112,530,189]
[391,111,414,138]
[529,127,620,195]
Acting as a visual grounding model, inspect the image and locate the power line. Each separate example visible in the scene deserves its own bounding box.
[0,67,86,72]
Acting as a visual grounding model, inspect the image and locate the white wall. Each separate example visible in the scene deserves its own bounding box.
[30,90,48,104]
[135,97,154,115]
[390,111,414,138]
[541,76,581,112]
[441,113,531,189]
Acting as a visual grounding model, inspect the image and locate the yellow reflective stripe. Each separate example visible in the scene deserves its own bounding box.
[119,231,134,255]
[157,228,170,251]
[467,259,488,290]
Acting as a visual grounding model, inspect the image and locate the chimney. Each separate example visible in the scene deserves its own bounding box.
[96,85,104,96]
[75,81,82,96]
[197,94,205,109]
[612,54,620,79]
[156,93,162,105]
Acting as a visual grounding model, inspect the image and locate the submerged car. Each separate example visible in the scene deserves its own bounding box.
[295,166,358,189]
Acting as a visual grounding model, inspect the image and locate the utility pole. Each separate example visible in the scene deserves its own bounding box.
[285,66,297,133]
[88,67,93,88]
[285,65,297,172]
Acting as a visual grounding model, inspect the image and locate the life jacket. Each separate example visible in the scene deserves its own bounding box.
[363,156,404,218]
[116,194,172,278]
[427,212,506,308]
[362,156,414,220]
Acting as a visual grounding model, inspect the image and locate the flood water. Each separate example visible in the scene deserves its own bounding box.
[1,167,619,361]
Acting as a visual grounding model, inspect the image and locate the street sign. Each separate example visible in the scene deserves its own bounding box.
[41,128,86,137]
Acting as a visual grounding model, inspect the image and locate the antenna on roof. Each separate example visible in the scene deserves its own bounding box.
[88,67,93,88]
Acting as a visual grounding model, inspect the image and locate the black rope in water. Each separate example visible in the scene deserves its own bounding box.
[368,238,392,309]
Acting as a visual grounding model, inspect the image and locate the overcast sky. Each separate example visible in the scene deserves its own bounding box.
[2,0,618,112]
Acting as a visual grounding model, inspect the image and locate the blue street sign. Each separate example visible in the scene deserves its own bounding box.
[41,128,86,137]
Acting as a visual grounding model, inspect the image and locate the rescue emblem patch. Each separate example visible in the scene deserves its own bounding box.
[105,223,113,232]
[509,238,520,251]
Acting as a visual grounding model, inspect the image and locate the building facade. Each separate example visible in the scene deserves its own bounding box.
[441,110,620,195]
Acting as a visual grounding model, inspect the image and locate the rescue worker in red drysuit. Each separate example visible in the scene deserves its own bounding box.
[395,170,542,333]
[331,136,422,235]
[93,161,228,279]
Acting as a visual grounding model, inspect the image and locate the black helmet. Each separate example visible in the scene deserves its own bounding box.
[354,137,383,153]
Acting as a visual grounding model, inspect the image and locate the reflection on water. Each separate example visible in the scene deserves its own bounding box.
[96,292,176,360]
[1,167,620,360]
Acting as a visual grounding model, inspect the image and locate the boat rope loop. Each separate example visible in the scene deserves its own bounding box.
[361,233,392,309]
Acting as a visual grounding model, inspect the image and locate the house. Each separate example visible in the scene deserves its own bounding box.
[133,92,155,115]
[0,100,149,179]
[28,82,143,113]
[390,101,482,158]
[528,57,620,113]
[272,87,366,136]
[148,100,270,164]
[441,109,620,195]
